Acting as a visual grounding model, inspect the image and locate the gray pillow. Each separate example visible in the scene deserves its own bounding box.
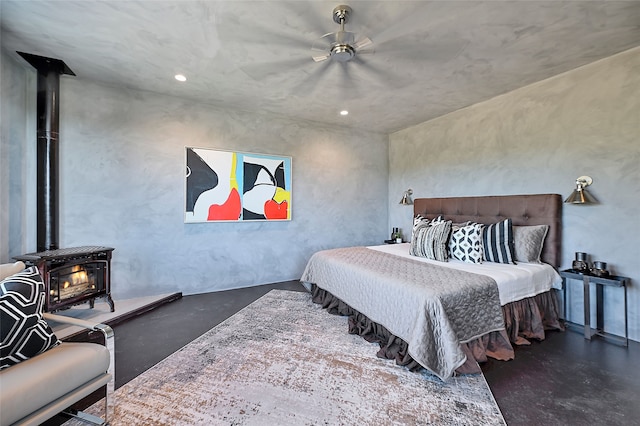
[513,225,549,263]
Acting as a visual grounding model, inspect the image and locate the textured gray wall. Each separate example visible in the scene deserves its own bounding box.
[0,50,36,261]
[389,47,640,342]
[1,54,389,299]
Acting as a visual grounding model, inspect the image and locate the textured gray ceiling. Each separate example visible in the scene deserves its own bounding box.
[2,1,639,134]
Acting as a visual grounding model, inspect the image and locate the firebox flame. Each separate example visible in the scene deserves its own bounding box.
[70,266,88,285]
[49,264,97,303]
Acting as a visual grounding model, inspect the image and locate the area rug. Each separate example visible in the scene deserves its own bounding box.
[76,290,505,425]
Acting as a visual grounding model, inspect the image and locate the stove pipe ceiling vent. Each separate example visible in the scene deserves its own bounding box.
[17,52,75,252]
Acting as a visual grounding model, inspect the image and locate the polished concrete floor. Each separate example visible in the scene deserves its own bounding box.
[112,281,639,426]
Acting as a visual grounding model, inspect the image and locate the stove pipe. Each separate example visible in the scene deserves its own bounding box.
[17,52,75,252]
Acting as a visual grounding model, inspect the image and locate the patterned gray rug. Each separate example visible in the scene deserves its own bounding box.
[80,290,505,425]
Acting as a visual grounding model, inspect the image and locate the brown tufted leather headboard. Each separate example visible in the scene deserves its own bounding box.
[413,194,562,267]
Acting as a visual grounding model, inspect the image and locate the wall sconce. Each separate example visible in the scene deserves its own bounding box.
[399,189,413,205]
[564,176,598,204]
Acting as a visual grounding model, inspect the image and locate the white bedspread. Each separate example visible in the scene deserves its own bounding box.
[369,243,562,306]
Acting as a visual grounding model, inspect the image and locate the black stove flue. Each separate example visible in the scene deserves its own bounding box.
[17,52,75,251]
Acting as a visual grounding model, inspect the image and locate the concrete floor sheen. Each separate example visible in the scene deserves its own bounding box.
[113,282,639,426]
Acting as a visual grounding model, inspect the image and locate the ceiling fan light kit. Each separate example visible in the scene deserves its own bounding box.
[331,43,355,62]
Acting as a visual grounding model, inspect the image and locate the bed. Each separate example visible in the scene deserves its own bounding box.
[301,193,564,381]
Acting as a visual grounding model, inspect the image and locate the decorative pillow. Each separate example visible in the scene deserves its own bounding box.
[513,225,549,264]
[412,214,429,232]
[411,214,444,232]
[482,218,515,264]
[0,266,60,370]
[430,215,444,224]
[410,214,432,244]
[450,221,470,232]
[449,223,484,263]
[410,219,452,262]
[410,216,430,255]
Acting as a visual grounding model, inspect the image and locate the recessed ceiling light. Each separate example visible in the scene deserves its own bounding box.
[340,110,349,116]
[175,74,187,82]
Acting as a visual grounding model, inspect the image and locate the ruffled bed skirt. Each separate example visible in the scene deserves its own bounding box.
[310,284,564,375]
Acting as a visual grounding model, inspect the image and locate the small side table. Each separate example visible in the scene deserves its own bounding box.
[560,269,629,346]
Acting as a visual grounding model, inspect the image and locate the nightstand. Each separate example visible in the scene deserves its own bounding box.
[560,269,629,346]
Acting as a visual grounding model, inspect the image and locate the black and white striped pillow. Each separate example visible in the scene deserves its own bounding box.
[482,218,515,264]
[410,218,451,262]
[410,216,431,256]
[0,266,60,369]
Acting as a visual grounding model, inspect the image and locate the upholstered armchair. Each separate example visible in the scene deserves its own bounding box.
[0,262,114,425]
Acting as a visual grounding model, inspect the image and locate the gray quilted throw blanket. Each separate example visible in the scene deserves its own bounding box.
[301,246,505,380]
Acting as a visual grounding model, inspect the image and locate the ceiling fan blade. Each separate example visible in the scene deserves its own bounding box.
[240,56,313,81]
[368,4,432,46]
[312,53,330,62]
[376,36,469,63]
[337,61,350,84]
[291,59,333,96]
[284,1,330,37]
[354,36,373,50]
[336,62,362,98]
[351,56,405,89]
[356,48,375,57]
[230,20,311,51]
[336,30,356,45]
[310,32,336,62]
[312,32,336,51]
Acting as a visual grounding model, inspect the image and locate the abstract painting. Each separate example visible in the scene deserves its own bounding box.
[185,147,291,222]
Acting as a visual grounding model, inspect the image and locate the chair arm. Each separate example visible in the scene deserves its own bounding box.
[43,313,114,339]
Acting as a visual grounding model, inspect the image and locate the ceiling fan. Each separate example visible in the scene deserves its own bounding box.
[310,5,374,63]
[236,2,468,90]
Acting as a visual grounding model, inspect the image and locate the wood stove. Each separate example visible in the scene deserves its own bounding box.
[15,246,115,312]
[13,53,116,313]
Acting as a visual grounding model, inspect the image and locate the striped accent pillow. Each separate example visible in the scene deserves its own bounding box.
[412,214,428,232]
[410,219,452,262]
[410,216,431,256]
[482,218,515,264]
